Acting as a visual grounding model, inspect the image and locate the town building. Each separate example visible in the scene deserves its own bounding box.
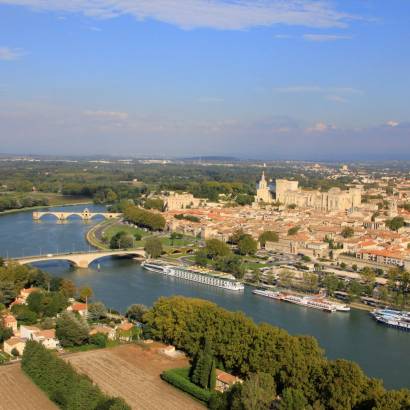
[90,325,116,340]
[2,314,17,334]
[254,171,273,205]
[215,369,243,393]
[163,192,203,211]
[276,179,362,212]
[66,302,88,317]
[3,337,26,356]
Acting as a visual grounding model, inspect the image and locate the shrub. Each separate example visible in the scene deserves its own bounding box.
[161,368,213,403]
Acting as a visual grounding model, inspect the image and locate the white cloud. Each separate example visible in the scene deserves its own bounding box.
[0,46,25,61]
[306,121,336,133]
[386,120,399,127]
[83,110,129,120]
[273,85,363,95]
[326,95,347,103]
[0,0,355,30]
[303,33,352,42]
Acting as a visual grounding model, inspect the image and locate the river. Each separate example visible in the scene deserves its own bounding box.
[0,205,409,389]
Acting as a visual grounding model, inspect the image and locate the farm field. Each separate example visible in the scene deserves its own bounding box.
[66,343,204,410]
[0,364,57,410]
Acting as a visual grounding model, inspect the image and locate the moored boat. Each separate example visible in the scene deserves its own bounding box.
[371,309,410,331]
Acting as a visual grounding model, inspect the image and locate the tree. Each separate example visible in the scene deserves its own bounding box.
[88,302,108,321]
[228,229,246,245]
[144,237,163,258]
[110,231,134,249]
[209,359,216,391]
[56,312,89,347]
[279,388,309,410]
[258,231,279,247]
[13,305,38,325]
[386,217,405,232]
[27,291,44,314]
[214,255,245,279]
[240,373,276,410]
[79,286,93,304]
[235,194,253,206]
[341,227,354,238]
[126,304,148,323]
[0,281,17,306]
[191,340,214,389]
[90,332,108,348]
[205,239,231,260]
[287,226,300,236]
[0,324,13,343]
[195,248,208,267]
[60,279,76,298]
[237,235,257,256]
[143,198,164,211]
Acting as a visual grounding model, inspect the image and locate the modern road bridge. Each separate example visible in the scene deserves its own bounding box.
[13,249,145,268]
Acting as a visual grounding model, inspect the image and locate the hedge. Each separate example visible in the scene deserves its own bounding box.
[161,368,214,403]
[22,341,130,410]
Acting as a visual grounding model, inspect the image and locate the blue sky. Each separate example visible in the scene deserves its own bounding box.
[0,0,409,160]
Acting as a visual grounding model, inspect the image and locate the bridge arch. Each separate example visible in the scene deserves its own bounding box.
[17,250,145,269]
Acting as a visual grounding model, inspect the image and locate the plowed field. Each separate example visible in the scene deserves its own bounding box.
[66,344,204,410]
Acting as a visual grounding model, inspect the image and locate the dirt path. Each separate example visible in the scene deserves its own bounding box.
[0,364,57,410]
[66,344,204,410]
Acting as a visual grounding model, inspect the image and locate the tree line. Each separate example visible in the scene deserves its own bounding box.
[22,341,130,410]
[143,296,410,410]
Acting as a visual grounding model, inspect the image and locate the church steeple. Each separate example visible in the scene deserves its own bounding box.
[259,171,267,189]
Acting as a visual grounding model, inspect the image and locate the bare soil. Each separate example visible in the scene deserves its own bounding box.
[0,364,57,410]
[65,343,205,410]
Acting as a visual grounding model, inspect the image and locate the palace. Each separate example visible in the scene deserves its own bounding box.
[276,179,361,212]
[253,172,361,212]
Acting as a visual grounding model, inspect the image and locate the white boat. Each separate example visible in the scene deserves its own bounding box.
[252,289,284,300]
[141,262,244,291]
[333,303,351,312]
[371,309,410,331]
[141,261,167,273]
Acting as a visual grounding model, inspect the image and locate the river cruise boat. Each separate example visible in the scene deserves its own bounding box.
[141,261,168,273]
[371,309,410,331]
[141,261,244,291]
[252,289,349,313]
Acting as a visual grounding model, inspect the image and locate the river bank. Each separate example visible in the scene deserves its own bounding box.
[1,203,409,389]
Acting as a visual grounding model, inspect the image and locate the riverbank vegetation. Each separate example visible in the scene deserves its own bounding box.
[143,295,410,410]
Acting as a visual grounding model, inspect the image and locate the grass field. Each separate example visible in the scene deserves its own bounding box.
[0,364,57,410]
[66,344,204,410]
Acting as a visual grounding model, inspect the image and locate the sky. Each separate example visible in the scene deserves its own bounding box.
[0,0,409,160]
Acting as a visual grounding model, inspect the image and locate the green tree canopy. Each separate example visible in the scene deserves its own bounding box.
[237,235,257,256]
[258,231,279,247]
[144,237,163,258]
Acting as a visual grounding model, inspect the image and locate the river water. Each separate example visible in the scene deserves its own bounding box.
[0,205,409,389]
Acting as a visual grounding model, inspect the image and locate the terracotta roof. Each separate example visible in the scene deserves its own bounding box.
[118,322,133,331]
[3,315,17,324]
[70,303,87,311]
[216,369,239,385]
[35,329,56,339]
[4,337,25,347]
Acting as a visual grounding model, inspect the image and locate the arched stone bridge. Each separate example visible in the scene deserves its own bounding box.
[33,208,122,221]
[13,249,145,269]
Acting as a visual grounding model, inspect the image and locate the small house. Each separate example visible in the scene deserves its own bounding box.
[215,369,243,393]
[3,337,26,356]
[2,314,18,334]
